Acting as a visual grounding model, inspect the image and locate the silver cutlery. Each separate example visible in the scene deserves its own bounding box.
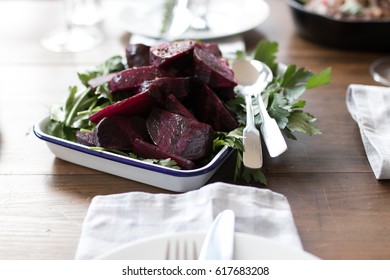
[163,0,211,40]
[164,210,235,260]
[232,59,263,168]
[252,60,288,158]
[165,239,198,260]
[233,58,287,159]
[163,0,192,40]
[198,209,235,260]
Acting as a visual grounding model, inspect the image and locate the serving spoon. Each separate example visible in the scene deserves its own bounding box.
[233,58,287,159]
[232,59,263,168]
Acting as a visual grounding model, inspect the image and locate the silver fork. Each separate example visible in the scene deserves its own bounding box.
[165,239,198,260]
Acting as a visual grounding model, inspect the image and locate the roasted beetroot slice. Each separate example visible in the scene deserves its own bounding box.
[109,65,162,93]
[76,130,95,146]
[93,117,133,149]
[163,94,196,120]
[141,77,191,102]
[150,40,196,67]
[193,45,237,88]
[212,86,236,101]
[88,72,117,89]
[89,86,159,124]
[125,43,151,68]
[146,108,214,161]
[111,115,150,144]
[111,88,140,102]
[192,83,238,132]
[202,42,222,57]
[132,138,196,170]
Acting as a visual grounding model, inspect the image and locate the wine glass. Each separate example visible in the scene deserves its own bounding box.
[41,0,104,53]
[370,57,390,86]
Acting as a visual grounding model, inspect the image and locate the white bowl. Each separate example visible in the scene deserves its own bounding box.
[33,115,233,192]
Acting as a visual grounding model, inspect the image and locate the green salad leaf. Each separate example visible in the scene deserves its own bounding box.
[46,55,125,140]
[306,67,333,89]
[253,40,279,74]
[78,55,125,87]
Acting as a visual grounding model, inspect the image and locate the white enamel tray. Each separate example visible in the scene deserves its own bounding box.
[117,0,270,40]
[33,115,233,192]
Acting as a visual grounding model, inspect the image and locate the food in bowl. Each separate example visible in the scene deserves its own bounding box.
[302,0,390,20]
[38,39,330,186]
[287,0,390,50]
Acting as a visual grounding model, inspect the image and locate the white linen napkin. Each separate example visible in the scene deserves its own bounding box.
[346,84,390,179]
[75,182,302,260]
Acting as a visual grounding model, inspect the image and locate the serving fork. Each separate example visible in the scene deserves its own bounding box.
[232,58,287,162]
[165,210,235,260]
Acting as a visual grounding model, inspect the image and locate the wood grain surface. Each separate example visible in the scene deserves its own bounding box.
[1,0,390,259]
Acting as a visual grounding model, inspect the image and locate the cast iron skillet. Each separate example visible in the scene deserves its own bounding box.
[286,0,390,51]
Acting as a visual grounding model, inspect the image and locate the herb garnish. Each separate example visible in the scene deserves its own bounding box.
[219,40,332,184]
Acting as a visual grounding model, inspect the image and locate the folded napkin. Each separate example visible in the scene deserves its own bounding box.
[75,182,302,259]
[346,84,390,179]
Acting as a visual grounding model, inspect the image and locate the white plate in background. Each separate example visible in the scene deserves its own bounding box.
[117,0,270,40]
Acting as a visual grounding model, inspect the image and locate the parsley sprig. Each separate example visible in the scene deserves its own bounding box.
[254,40,331,140]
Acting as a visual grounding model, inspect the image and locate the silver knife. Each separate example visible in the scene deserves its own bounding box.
[164,0,191,40]
[198,209,235,260]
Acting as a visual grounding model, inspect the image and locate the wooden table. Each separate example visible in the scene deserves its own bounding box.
[1,0,390,260]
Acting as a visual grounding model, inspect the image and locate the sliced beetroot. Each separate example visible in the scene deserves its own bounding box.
[212,86,235,101]
[146,108,214,161]
[150,40,196,66]
[112,81,164,103]
[192,83,238,132]
[88,72,117,89]
[109,65,162,93]
[132,138,196,170]
[141,77,191,102]
[76,130,95,146]
[77,40,241,169]
[89,85,160,124]
[91,116,149,149]
[150,40,196,75]
[163,94,196,120]
[202,42,222,57]
[193,45,237,88]
[111,88,140,102]
[110,115,149,144]
[93,117,133,149]
[125,43,151,68]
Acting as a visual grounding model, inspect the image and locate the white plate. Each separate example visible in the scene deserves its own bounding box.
[33,115,233,192]
[95,231,319,260]
[117,0,270,40]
